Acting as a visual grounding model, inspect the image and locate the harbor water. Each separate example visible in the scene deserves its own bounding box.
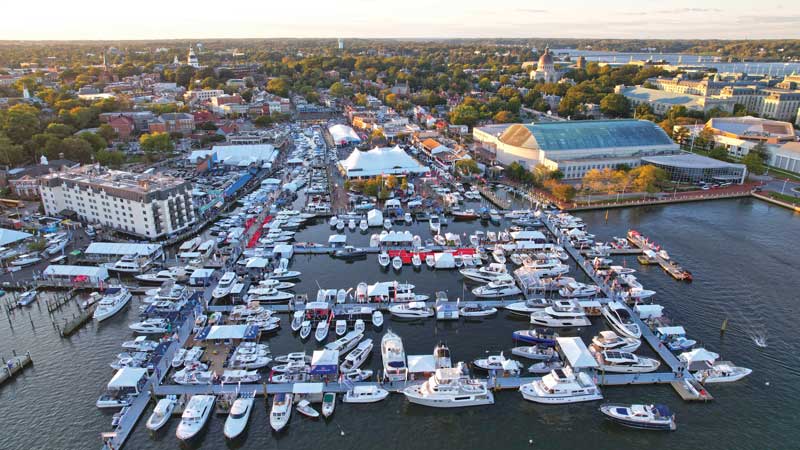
[0,198,798,450]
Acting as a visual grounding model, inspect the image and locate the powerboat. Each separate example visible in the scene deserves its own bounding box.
[693,362,752,383]
[335,319,347,336]
[504,299,549,315]
[221,370,261,384]
[102,254,150,274]
[558,281,600,298]
[16,290,38,307]
[473,353,523,376]
[315,320,329,342]
[459,263,508,283]
[403,364,494,408]
[290,311,304,332]
[341,338,373,373]
[459,303,497,318]
[378,251,391,268]
[600,404,676,431]
[249,289,294,303]
[383,218,393,230]
[129,318,170,334]
[392,256,403,270]
[411,253,422,268]
[93,287,132,321]
[348,219,356,231]
[322,393,336,418]
[359,219,369,232]
[372,310,384,327]
[492,247,506,264]
[335,246,367,260]
[329,216,339,227]
[511,345,558,361]
[176,395,215,440]
[591,330,641,353]
[433,342,452,369]
[602,301,642,339]
[530,300,592,328]
[512,329,559,346]
[325,330,363,354]
[471,277,521,298]
[146,395,177,431]
[343,385,389,403]
[519,367,603,404]
[381,330,408,382]
[224,394,254,439]
[270,393,293,431]
[429,215,441,234]
[296,399,320,418]
[212,272,237,299]
[135,270,177,284]
[299,320,312,339]
[596,350,661,373]
[10,255,42,267]
[528,359,565,374]
[122,336,159,352]
[354,319,365,333]
[389,301,434,319]
[425,254,435,268]
[404,213,413,225]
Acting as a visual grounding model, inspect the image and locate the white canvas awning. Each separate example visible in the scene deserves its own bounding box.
[43,264,109,280]
[556,337,599,369]
[380,231,413,243]
[292,383,324,394]
[680,348,719,364]
[407,355,436,373]
[634,304,664,319]
[245,257,270,269]
[203,325,249,340]
[328,235,347,244]
[108,367,147,389]
[0,228,32,246]
[656,326,687,336]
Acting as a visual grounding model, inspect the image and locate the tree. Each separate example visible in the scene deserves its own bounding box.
[45,123,75,139]
[709,146,729,161]
[329,82,346,98]
[749,142,769,162]
[492,110,515,123]
[139,132,174,154]
[3,104,40,144]
[266,78,289,97]
[97,124,117,142]
[79,132,107,152]
[630,164,668,193]
[385,175,399,190]
[599,93,630,118]
[60,137,93,163]
[450,104,480,127]
[95,149,125,168]
[742,152,765,175]
[0,133,26,166]
[551,183,577,202]
[454,159,480,176]
[253,116,273,128]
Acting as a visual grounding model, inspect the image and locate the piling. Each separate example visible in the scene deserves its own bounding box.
[59,305,95,337]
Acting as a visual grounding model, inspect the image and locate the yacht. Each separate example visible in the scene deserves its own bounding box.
[121,336,159,352]
[176,395,215,440]
[348,219,357,231]
[471,277,521,298]
[591,331,641,353]
[392,256,403,270]
[343,385,389,403]
[693,362,752,383]
[558,281,600,298]
[290,311,304,332]
[135,270,177,285]
[129,318,170,334]
[504,299,550,315]
[381,330,408,382]
[491,247,506,264]
[146,395,177,431]
[221,370,261,384]
[429,215,441,234]
[359,219,369,231]
[269,266,301,280]
[459,303,498,318]
[10,255,41,267]
[411,253,422,268]
[378,251,391,268]
[511,345,558,361]
[459,263,508,283]
[433,342,452,369]
[403,364,494,408]
[322,393,336,418]
[296,399,319,418]
[341,338,373,373]
[519,367,603,404]
[212,272,237,299]
[530,300,592,328]
[596,351,661,373]
[93,287,132,321]
[372,310,384,327]
[472,353,523,375]
[249,289,294,303]
[102,254,151,274]
[600,404,676,431]
[299,320,312,339]
[315,320,329,342]
[269,393,293,432]
[512,329,559,346]
[16,290,38,307]
[325,330,363,354]
[389,301,434,319]
[602,301,642,339]
[224,394,254,439]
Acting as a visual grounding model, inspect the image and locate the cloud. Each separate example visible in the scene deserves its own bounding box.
[737,14,800,24]
[514,8,549,14]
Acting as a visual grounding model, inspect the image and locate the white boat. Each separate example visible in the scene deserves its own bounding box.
[459,263,507,283]
[336,221,345,232]
[492,247,506,264]
[45,238,68,255]
[473,353,523,375]
[378,251,391,268]
[343,385,389,403]
[528,359,566,374]
[596,350,661,373]
[101,255,150,273]
[11,255,42,267]
[429,215,441,234]
[354,319,365,333]
[389,301,434,319]
[411,253,422,268]
[530,300,592,328]
[315,320,329,342]
[270,393,293,431]
[221,369,261,383]
[558,281,600,298]
[602,301,642,339]
[212,272,237,299]
[600,403,677,431]
[383,218,393,230]
[369,234,380,247]
[519,367,603,404]
[381,330,408,382]
[16,289,38,307]
[229,353,271,370]
[93,287,132,321]
[693,362,752,383]
[459,303,497,317]
[372,310,384,327]
[322,392,336,418]
[392,256,403,270]
[269,267,302,280]
[471,277,521,298]
[135,270,177,284]
[296,399,320,418]
[176,395,215,440]
[348,219,356,231]
[335,319,347,336]
[329,216,339,227]
[122,336,159,353]
[591,330,641,353]
[341,338,373,373]
[359,219,368,231]
[504,298,550,315]
[129,318,169,334]
[249,289,294,303]
[224,394,254,439]
[403,364,494,408]
[299,320,312,339]
[326,330,363,354]
[146,395,177,431]
[425,254,435,268]
[512,345,558,361]
[291,311,304,332]
[336,289,347,304]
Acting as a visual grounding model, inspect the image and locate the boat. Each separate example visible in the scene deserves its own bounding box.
[299,320,312,339]
[459,303,497,318]
[383,219,393,230]
[471,277,521,298]
[322,393,336,418]
[512,329,559,346]
[296,399,319,418]
[429,215,441,234]
[11,255,42,267]
[528,359,565,374]
[249,289,294,303]
[334,245,368,260]
[369,234,380,247]
[93,287,133,321]
[291,311,304,332]
[16,290,38,307]
[693,362,752,383]
[600,404,676,431]
[492,247,506,264]
[392,256,403,270]
[146,395,177,431]
[381,330,408,382]
[519,367,603,404]
[596,350,661,373]
[221,370,261,383]
[372,310,384,327]
[101,254,149,273]
[81,292,102,309]
[359,219,368,231]
[329,216,339,227]
[473,353,523,375]
[432,342,452,369]
[348,219,356,231]
[404,213,413,225]
[602,301,642,339]
[224,394,254,439]
[341,338,373,373]
[459,263,508,283]
[122,336,159,352]
[45,238,68,256]
[511,345,558,361]
[452,209,478,221]
[315,319,330,342]
[378,251,391,268]
[335,319,347,336]
[343,385,390,403]
[175,395,215,440]
[591,331,641,353]
[129,318,170,334]
[558,282,600,298]
[336,221,345,232]
[212,272,237,299]
[411,253,422,268]
[504,299,550,315]
[354,319,365,333]
[270,393,293,431]
[403,364,494,408]
[425,254,435,268]
[326,330,363,354]
[530,300,592,328]
[389,301,434,319]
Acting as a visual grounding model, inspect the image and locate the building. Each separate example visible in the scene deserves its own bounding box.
[148,113,195,135]
[615,85,735,115]
[188,144,278,168]
[39,165,196,239]
[473,120,680,179]
[107,115,135,139]
[2,158,78,199]
[328,124,361,146]
[690,116,799,165]
[575,56,586,69]
[529,48,562,83]
[187,47,200,68]
[185,89,224,102]
[338,146,429,179]
[642,153,747,184]
[772,142,800,173]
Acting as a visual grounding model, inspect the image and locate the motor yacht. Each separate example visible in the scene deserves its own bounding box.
[389,301,434,319]
[459,303,497,318]
[146,395,177,431]
[135,270,177,285]
[429,215,441,234]
[102,254,151,274]
[596,350,661,373]
[491,247,506,264]
[519,367,603,404]
[343,385,389,403]
[212,272,237,299]
[471,277,521,298]
[341,338,373,373]
[558,281,600,298]
[269,393,293,431]
[359,219,369,231]
[249,289,294,303]
[296,399,320,418]
[348,219,357,231]
[93,287,132,321]
[392,256,403,271]
[472,353,523,375]
[600,404,676,431]
[121,336,159,352]
[403,364,494,408]
[221,369,261,384]
[290,311,304,332]
[528,359,565,374]
[176,395,215,440]
[129,318,170,334]
[591,330,641,353]
[16,290,38,307]
[381,330,408,382]
[512,328,559,346]
[511,345,558,361]
[693,362,752,383]
[459,263,508,283]
[322,393,336,418]
[372,310,384,327]
[378,251,391,268]
[504,299,550,315]
[530,300,592,328]
[299,320,312,339]
[325,330,363,354]
[602,301,642,339]
[224,394,254,439]
[315,320,329,342]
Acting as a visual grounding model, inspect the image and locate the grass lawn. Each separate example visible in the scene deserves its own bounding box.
[765,191,800,205]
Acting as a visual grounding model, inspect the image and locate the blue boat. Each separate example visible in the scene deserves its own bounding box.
[600,403,676,431]
[512,329,558,346]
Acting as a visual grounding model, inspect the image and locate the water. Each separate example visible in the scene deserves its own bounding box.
[1,198,798,450]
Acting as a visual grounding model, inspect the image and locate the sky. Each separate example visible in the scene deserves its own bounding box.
[3,0,799,40]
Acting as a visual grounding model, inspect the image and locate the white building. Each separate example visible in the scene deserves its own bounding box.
[39,165,196,239]
[529,48,562,83]
[189,144,278,168]
[338,146,429,179]
[185,89,224,102]
[773,142,800,173]
[187,47,200,68]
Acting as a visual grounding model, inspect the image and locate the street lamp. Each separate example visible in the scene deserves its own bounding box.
[781,179,788,194]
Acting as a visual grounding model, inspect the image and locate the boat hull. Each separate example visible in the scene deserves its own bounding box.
[404,391,494,408]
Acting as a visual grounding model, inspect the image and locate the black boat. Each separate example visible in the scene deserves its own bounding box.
[600,404,676,431]
[334,246,367,260]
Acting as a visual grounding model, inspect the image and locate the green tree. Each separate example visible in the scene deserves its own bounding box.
[709,146,729,161]
[742,152,765,175]
[139,132,174,154]
[266,78,289,97]
[492,110,515,123]
[450,104,480,127]
[79,132,107,152]
[3,104,40,144]
[95,149,125,168]
[454,159,480,175]
[60,137,93,163]
[329,81,346,98]
[0,133,26,165]
[599,93,630,118]
[97,124,117,142]
[45,123,75,139]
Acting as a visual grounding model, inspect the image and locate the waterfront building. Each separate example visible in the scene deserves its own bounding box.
[772,142,800,173]
[529,48,562,83]
[188,144,278,169]
[147,113,195,135]
[39,165,196,239]
[641,153,747,184]
[473,120,680,179]
[615,85,735,115]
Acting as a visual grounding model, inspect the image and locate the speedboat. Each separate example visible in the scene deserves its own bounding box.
[329,216,339,227]
[530,300,592,328]
[372,310,384,327]
[383,218,393,230]
[290,311,304,332]
[322,393,336,418]
[403,364,494,408]
[315,320,329,342]
[504,298,549,315]
[122,336,159,352]
[511,345,558,361]
[341,338,373,373]
[429,215,441,234]
[299,320,312,339]
[224,394,254,439]
[221,370,261,384]
[336,221,345,232]
[425,254,435,268]
[296,399,320,418]
[135,270,178,284]
[602,301,642,339]
[519,367,603,404]
[16,290,38,307]
[459,303,497,318]
[354,319,365,334]
[693,362,752,383]
[491,247,506,264]
[270,393,293,431]
[129,318,170,334]
[512,329,559,346]
[558,281,600,298]
[176,395,215,440]
[335,319,347,336]
[600,404,676,431]
[404,213,413,225]
[229,353,271,370]
[378,251,391,268]
[326,330,363,354]
[473,353,523,375]
[528,359,565,374]
[335,246,367,260]
[460,263,508,283]
[212,272,237,299]
[249,289,294,303]
[93,287,132,321]
[392,256,403,271]
[348,219,356,231]
[591,330,641,353]
[596,350,661,373]
[359,219,368,231]
[343,385,389,403]
[381,330,408,382]
[389,301,434,319]
[146,395,177,431]
[411,253,422,268]
[471,277,521,298]
[11,255,42,267]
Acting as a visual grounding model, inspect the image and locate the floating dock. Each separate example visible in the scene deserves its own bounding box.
[0,352,33,386]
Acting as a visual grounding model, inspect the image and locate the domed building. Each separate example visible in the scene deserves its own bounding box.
[529,47,562,83]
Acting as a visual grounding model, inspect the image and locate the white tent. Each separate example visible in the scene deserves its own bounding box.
[273,244,293,259]
[245,257,270,269]
[338,146,429,178]
[634,304,664,319]
[434,252,455,269]
[203,325,250,340]
[328,235,347,246]
[0,228,32,246]
[380,231,413,244]
[367,209,383,227]
[407,355,436,374]
[189,144,277,166]
[328,124,361,145]
[107,367,148,392]
[43,265,109,282]
[556,337,599,369]
[656,326,687,337]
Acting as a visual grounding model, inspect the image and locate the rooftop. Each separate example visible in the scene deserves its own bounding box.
[707,116,796,140]
[40,165,188,194]
[499,120,675,151]
[642,153,746,170]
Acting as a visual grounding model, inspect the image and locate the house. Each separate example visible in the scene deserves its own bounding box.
[2,158,78,199]
[148,113,195,135]
[107,115,135,139]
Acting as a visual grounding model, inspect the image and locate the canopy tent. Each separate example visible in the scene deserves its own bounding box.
[85,242,162,258]
[310,350,339,375]
[272,244,293,259]
[0,228,32,246]
[189,144,277,166]
[338,146,429,178]
[407,355,436,374]
[556,337,599,369]
[433,252,455,269]
[245,257,270,269]
[42,264,109,282]
[195,324,259,341]
[292,383,324,394]
[328,235,347,247]
[510,230,546,242]
[380,231,413,243]
[328,124,361,145]
[261,178,282,185]
[108,367,148,391]
[679,348,719,370]
[634,304,664,319]
[656,326,687,337]
[366,209,383,226]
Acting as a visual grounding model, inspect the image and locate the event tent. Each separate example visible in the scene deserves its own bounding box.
[338,146,429,178]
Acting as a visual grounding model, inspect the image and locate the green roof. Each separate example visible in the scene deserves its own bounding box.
[523,120,674,151]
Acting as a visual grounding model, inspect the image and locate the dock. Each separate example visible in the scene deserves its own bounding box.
[0,352,33,386]
[477,186,512,209]
[57,305,95,337]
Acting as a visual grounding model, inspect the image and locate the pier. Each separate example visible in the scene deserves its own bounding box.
[0,352,33,386]
[57,305,95,337]
[477,186,512,210]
